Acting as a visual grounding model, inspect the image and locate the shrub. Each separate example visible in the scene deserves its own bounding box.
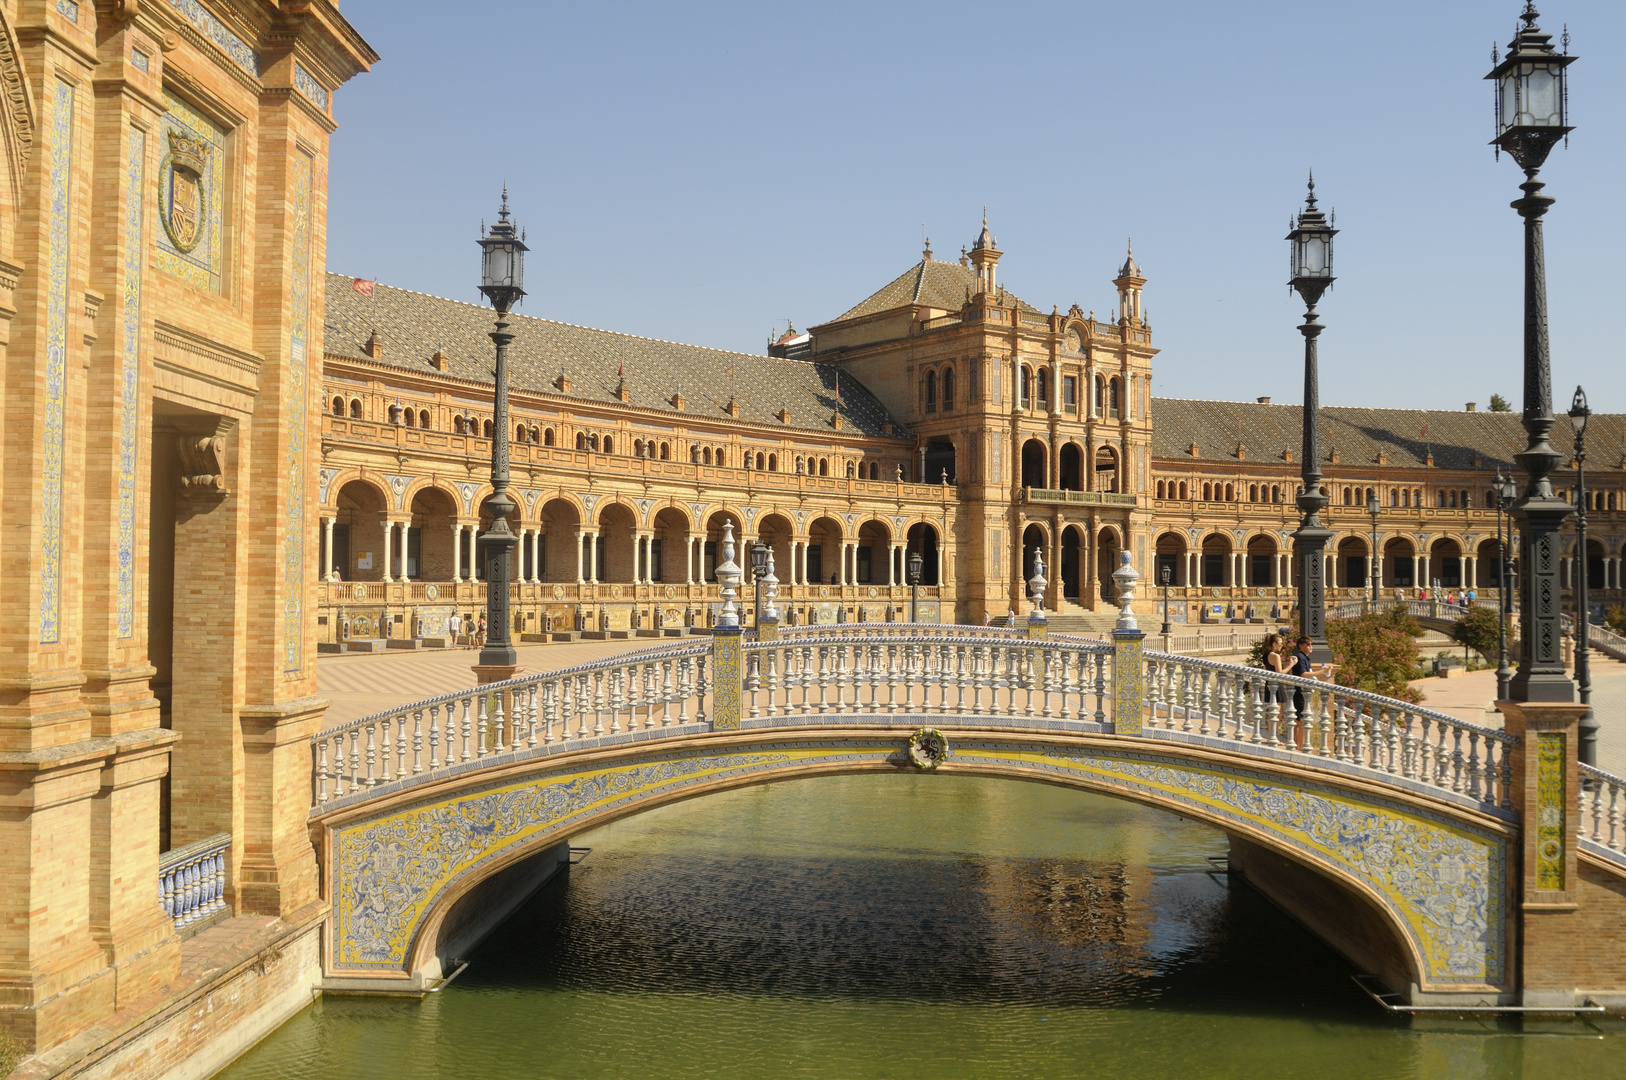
[1607,605,1626,637]
[1325,613,1425,704]
[0,1030,22,1077]
[1373,606,1422,638]
[1452,606,1501,659]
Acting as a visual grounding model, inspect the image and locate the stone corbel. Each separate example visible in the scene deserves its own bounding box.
[178,418,237,500]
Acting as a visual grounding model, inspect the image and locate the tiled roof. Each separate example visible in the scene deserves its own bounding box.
[324,274,909,439]
[1151,397,1625,472]
[827,256,1039,324]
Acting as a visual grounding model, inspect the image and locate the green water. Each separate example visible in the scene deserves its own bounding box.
[220,776,1621,1079]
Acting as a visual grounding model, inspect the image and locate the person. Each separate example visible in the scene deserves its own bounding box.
[1263,633,1292,720]
[983,610,993,627]
[476,614,487,649]
[1467,587,1477,605]
[830,573,838,585]
[1288,635,1336,745]
[449,612,462,647]
[1005,610,1016,629]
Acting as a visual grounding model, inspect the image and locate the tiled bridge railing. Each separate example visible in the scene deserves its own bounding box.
[309,624,1516,816]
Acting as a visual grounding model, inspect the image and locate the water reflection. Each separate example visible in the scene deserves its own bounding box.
[221,775,1619,1080]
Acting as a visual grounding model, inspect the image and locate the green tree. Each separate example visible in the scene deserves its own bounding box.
[1325,613,1425,703]
[1452,606,1500,659]
[1606,605,1626,637]
[1488,393,1512,412]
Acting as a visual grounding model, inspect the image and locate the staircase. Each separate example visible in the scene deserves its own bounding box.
[1042,600,1120,639]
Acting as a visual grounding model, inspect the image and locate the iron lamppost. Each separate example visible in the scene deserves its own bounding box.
[1287,174,1336,663]
[908,550,923,623]
[1568,386,1595,763]
[1159,564,1172,635]
[1494,469,1518,700]
[750,541,768,629]
[474,189,528,678]
[1367,493,1381,612]
[1488,3,1576,703]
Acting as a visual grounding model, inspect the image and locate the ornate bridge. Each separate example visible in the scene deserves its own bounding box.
[307,621,1626,1007]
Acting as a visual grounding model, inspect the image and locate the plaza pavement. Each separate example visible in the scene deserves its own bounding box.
[1411,655,1626,778]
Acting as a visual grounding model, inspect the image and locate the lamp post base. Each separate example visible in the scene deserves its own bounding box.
[473,662,523,685]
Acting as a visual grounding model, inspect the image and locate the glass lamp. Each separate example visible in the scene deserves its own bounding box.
[1486,5,1574,170]
[1287,176,1336,307]
[478,188,528,312]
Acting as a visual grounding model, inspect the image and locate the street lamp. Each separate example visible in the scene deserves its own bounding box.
[473,188,528,680]
[1568,385,1596,763]
[908,549,923,623]
[1287,174,1336,663]
[1159,564,1172,635]
[1367,492,1381,611]
[750,541,768,630]
[1494,470,1518,700]
[1488,3,1576,704]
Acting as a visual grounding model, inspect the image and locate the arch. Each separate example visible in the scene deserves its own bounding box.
[1093,374,1106,416]
[1224,483,1235,502]
[1035,368,1048,406]
[1061,524,1084,599]
[1250,483,1260,503]
[603,436,615,455]
[703,447,713,466]
[1203,482,1213,502]
[1156,479,1167,500]
[923,369,937,412]
[1058,443,1083,491]
[350,399,363,419]
[924,438,955,485]
[1096,527,1121,602]
[845,461,855,478]
[1020,522,1047,587]
[482,419,494,439]
[537,498,583,582]
[1584,537,1606,592]
[333,478,392,582]
[595,502,640,584]
[406,487,458,582]
[660,442,670,461]
[421,410,432,430]
[703,510,746,584]
[1020,438,1047,489]
[1155,531,1187,588]
[542,428,554,447]
[940,366,955,411]
[455,416,467,435]
[855,519,892,585]
[755,512,795,588]
[1382,537,1417,589]
[650,506,690,584]
[906,522,940,587]
[1019,366,1033,408]
[1430,537,1464,589]
[1179,481,1189,500]
[1246,534,1278,587]
[1107,376,1121,418]
[404,408,416,428]
[768,453,778,472]
[868,461,879,481]
[1200,533,1233,587]
[807,515,844,585]
[331,395,345,416]
[514,423,526,442]
[1477,537,1506,594]
[1336,535,1371,590]
[818,458,829,477]
[1094,444,1119,493]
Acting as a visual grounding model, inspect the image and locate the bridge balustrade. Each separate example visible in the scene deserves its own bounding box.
[1582,764,1626,863]
[158,832,230,930]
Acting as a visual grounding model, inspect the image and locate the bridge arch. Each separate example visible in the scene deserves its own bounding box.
[315,727,1509,1002]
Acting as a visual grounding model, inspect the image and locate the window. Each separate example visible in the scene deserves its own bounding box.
[923,371,937,412]
[1179,481,1188,500]
[869,462,879,480]
[1094,375,1106,416]
[1156,480,1166,498]
[1108,378,1121,418]
[422,410,432,429]
[483,419,493,438]
[715,446,725,465]
[1064,375,1077,410]
[577,432,588,450]
[941,367,954,410]
[1250,484,1259,502]
[603,436,613,454]
[544,428,555,446]
[819,458,829,477]
[660,442,670,460]
[1203,482,1213,501]
[515,424,526,442]
[350,399,362,419]
[1036,369,1048,404]
[703,447,712,465]
[402,408,415,428]
[691,445,701,464]
[331,396,344,416]
[756,452,765,470]
[1019,367,1032,408]
[768,454,777,471]
[1224,483,1234,501]
[846,462,855,478]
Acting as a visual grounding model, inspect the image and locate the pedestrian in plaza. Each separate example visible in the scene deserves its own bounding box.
[983,610,993,627]
[1263,633,1292,719]
[476,614,487,649]
[449,611,462,647]
[1288,636,1335,747]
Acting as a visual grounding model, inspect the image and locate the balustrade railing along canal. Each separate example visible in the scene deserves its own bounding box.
[159,832,230,930]
[310,625,1519,816]
[1582,764,1626,863]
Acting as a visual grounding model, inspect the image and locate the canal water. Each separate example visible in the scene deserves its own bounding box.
[220,775,1621,1079]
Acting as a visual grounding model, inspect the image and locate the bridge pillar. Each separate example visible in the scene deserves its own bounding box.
[1498,700,1589,1006]
[1111,630,1145,735]
[712,627,743,730]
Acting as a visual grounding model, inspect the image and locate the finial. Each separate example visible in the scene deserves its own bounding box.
[982,205,987,226]
[498,182,510,221]
[1521,1,1539,29]
[1305,170,1317,208]
[1126,236,1132,256]
[1563,23,1570,53]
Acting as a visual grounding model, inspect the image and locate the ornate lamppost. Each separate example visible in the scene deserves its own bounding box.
[1367,493,1382,612]
[1568,386,1595,763]
[1287,175,1336,663]
[473,189,528,682]
[1494,470,1518,700]
[1159,564,1173,635]
[908,550,923,623]
[750,541,768,630]
[1488,4,1576,703]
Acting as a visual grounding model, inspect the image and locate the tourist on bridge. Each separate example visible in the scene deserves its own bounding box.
[1290,636,1336,743]
[449,612,462,647]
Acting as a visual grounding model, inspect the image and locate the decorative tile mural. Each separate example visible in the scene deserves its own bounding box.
[40,80,73,644]
[118,129,145,639]
[1536,731,1565,890]
[284,150,312,674]
[166,0,258,76]
[293,62,328,110]
[157,91,223,293]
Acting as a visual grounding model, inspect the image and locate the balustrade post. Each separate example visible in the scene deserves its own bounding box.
[1497,699,1588,1005]
[712,626,743,729]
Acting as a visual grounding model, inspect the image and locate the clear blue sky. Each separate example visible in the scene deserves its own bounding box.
[327,1,1624,413]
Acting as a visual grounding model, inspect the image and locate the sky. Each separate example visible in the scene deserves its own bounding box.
[326,1,1624,414]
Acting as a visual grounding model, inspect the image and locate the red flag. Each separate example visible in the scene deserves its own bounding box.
[617,359,625,378]
[1420,424,1428,439]
[352,277,375,296]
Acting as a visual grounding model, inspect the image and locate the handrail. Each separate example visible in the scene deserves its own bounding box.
[1581,763,1625,861]
[159,832,230,929]
[1143,651,1515,811]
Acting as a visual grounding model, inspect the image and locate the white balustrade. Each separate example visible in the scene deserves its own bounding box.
[159,832,230,929]
[1142,651,1514,810]
[1581,764,1625,861]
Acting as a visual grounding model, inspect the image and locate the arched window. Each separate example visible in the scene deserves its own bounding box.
[1224,483,1234,501]
[576,432,586,450]
[703,447,713,465]
[1019,367,1032,407]
[350,399,362,419]
[422,410,432,429]
[795,457,805,474]
[715,446,725,465]
[819,458,829,477]
[634,439,644,457]
[941,367,955,410]
[454,416,465,434]
[1203,482,1213,501]
[1156,480,1165,498]
[869,462,879,480]
[768,454,777,472]
[1179,481,1188,500]
[483,419,494,439]
[331,396,344,416]
[603,436,614,455]
[1414,489,1422,506]
[1462,490,1471,508]
[660,442,670,460]
[1094,375,1106,415]
[1108,377,1121,417]
[923,371,937,412]
[846,461,855,478]
[544,428,555,446]
[1250,484,1259,502]
[588,433,599,451]
[515,424,526,442]
[1036,369,1048,404]
[756,452,765,470]
[403,408,415,428]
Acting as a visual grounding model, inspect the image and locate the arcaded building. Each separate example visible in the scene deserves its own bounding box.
[316,220,1623,641]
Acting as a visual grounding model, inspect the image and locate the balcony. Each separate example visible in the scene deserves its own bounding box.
[1024,487,1137,508]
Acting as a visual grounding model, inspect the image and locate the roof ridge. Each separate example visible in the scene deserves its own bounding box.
[325,271,782,366]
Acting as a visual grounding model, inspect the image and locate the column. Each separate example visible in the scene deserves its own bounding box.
[574,528,585,583]
[398,520,411,582]
[381,521,394,582]
[1365,554,1374,592]
[798,540,808,585]
[1465,555,1476,590]
[452,523,463,582]
[1419,555,1431,589]
[587,530,600,583]
[322,517,336,580]
[1561,558,1571,590]
[531,530,542,582]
